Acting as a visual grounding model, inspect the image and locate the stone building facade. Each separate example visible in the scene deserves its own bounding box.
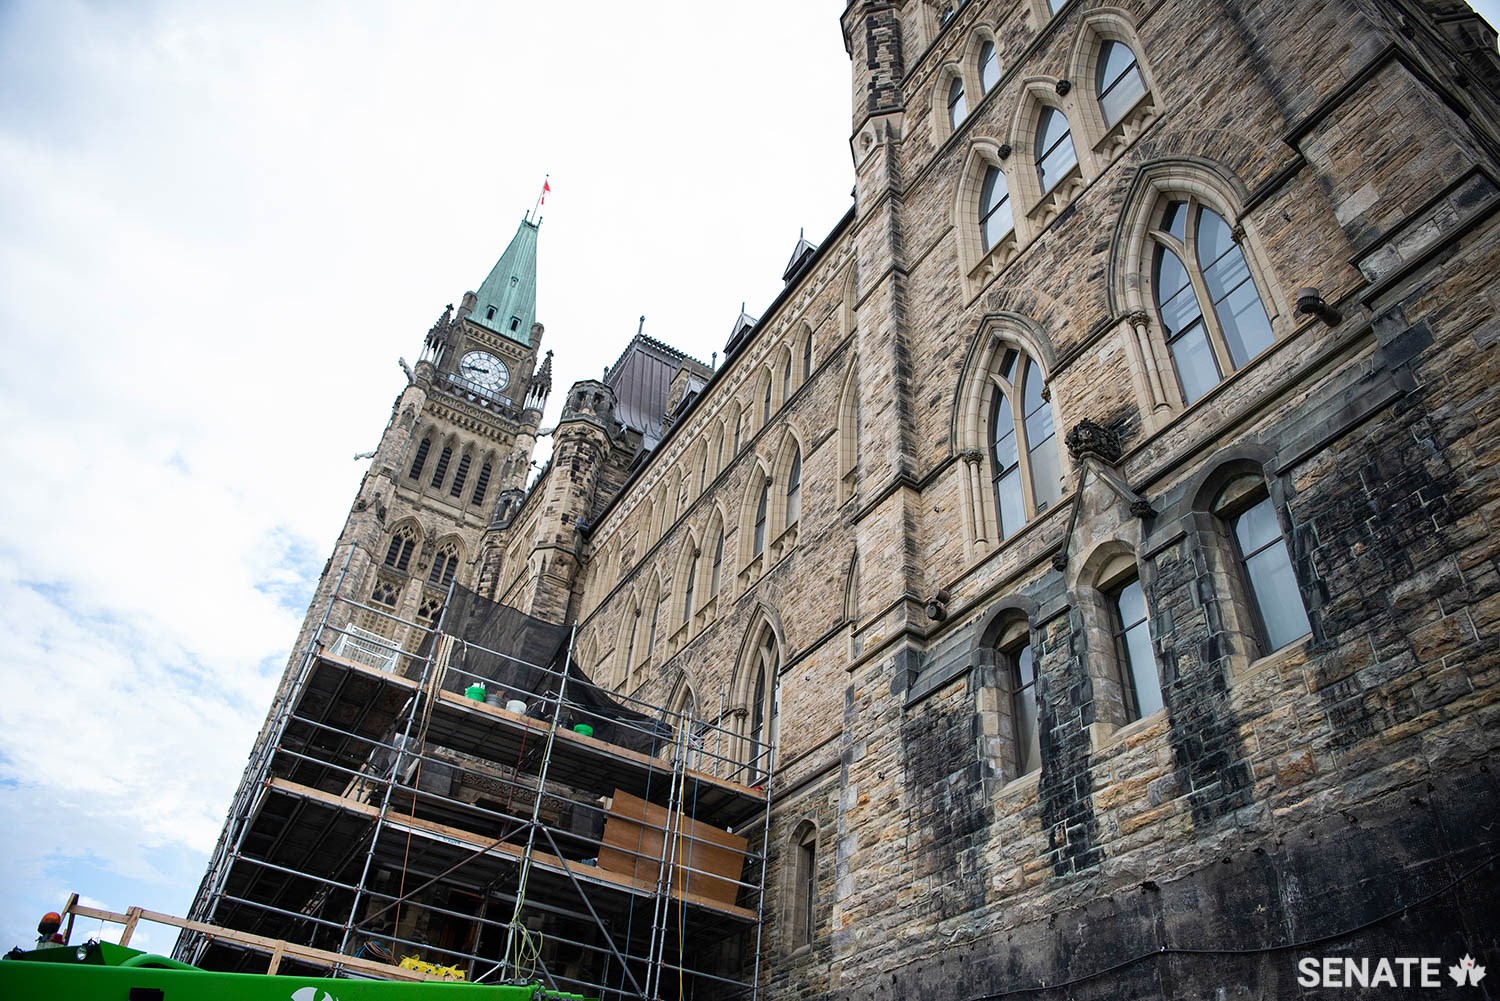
[222,1,1500,997]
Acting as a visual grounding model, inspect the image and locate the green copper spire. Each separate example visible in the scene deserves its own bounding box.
[470,217,539,346]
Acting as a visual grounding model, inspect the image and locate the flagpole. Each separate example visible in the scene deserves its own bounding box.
[530,174,550,222]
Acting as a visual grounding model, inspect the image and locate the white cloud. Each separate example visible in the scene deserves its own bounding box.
[0,0,851,955]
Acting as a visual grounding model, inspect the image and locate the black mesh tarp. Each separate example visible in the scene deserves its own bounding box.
[424,585,671,754]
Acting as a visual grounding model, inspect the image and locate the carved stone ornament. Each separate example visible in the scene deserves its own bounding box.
[1065,418,1123,464]
[1055,79,1072,96]
[960,448,985,466]
[998,143,1013,160]
[1051,551,1069,571]
[1130,498,1158,519]
[1125,309,1152,328]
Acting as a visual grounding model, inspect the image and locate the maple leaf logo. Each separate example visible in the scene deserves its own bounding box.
[1448,954,1487,986]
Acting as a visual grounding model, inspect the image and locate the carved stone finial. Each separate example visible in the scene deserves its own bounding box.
[1065,419,1123,464]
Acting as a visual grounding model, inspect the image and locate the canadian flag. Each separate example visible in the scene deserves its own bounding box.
[540,179,551,206]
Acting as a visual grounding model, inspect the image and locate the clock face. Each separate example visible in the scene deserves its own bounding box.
[458,351,509,392]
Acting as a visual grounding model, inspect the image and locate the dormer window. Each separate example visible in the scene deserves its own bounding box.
[485,306,497,320]
[510,316,521,332]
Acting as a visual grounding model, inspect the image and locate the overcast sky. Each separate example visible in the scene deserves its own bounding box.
[2,0,1497,958]
[0,0,852,952]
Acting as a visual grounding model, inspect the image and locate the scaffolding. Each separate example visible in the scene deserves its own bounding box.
[178,554,775,1000]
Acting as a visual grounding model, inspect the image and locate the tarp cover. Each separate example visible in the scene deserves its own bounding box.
[424,586,671,755]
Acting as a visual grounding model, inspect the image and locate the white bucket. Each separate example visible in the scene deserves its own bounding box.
[506,699,527,715]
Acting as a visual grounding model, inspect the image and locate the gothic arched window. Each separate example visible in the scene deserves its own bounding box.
[947,74,968,131]
[785,450,802,528]
[428,544,460,588]
[1034,107,1078,195]
[979,166,1013,252]
[1007,640,1040,776]
[978,40,1000,94]
[1110,572,1163,720]
[1095,39,1145,127]
[383,525,417,572]
[1223,491,1310,654]
[753,480,770,557]
[739,626,779,783]
[989,350,1062,539]
[1151,200,1275,404]
[681,553,698,627]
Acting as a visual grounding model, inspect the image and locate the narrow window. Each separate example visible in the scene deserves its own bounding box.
[762,379,773,426]
[430,446,453,488]
[979,165,1014,252]
[485,306,497,320]
[1150,200,1275,404]
[947,75,968,131]
[1022,358,1061,513]
[1230,496,1311,653]
[794,826,817,947]
[744,630,778,783]
[1035,107,1078,194]
[448,454,471,497]
[647,594,661,656]
[978,40,1000,94]
[1009,642,1041,776]
[625,608,641,670]
[509,316,520,332]
[470,462,492,507]
[1095,40,1145,127]
[782,353,793,402]
[682,557,698,626]
[753,481,769,557]
[1111,575,1163,720]
[407,438,432,480]
[802,335,814,381]
[785,451,802,528]
[710,530,724,595]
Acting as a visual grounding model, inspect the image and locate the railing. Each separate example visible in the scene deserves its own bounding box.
[442,373,518,415]
[331,625,402,673]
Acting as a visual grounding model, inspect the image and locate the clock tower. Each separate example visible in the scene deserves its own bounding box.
[272,217,553,690]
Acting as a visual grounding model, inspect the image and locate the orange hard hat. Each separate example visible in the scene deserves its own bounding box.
[37,912,62,931]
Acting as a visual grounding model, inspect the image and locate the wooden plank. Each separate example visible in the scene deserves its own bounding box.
[597,791,748,908]
[63,901,437,983]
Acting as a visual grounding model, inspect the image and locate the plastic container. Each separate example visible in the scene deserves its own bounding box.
[573,724,594,738]
[465,684,486,701]
[506,699,527,715]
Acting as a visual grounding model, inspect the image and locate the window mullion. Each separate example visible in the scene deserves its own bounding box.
[1184,206,1236,378]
